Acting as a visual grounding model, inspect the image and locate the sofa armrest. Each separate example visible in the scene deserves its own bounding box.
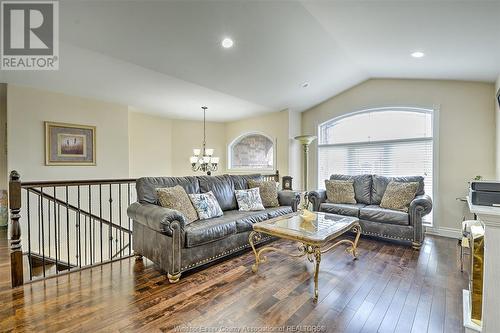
[278,190,301,212]
[409,194,432,247]
[307,190,327,212]
[127,202,186,236]
[409,194,433,217]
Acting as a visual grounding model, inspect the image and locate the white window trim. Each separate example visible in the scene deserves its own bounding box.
[227,131,277,172]
[316,105,439,227]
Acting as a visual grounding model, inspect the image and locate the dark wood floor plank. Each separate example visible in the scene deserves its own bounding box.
[410,277,434,332]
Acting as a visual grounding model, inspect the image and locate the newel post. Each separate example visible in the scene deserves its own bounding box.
[9,170,23,287]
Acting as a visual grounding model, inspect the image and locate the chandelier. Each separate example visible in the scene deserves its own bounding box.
[190,106,219,175]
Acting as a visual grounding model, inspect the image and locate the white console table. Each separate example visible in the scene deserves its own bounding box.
[466,197,500,333]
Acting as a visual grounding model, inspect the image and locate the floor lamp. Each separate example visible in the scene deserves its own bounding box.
[294,135,317,190]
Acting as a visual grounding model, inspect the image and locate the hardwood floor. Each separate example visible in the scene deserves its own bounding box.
[0,228,467,332]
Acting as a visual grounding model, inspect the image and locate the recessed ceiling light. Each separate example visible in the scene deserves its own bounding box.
[221,38,234,49]
[301,82,310,88]
[411,51,425,58]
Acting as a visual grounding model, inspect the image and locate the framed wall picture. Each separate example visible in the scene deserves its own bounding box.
[45,122,96,166]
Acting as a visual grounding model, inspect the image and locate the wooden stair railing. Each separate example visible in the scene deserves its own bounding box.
[8,171,137,287]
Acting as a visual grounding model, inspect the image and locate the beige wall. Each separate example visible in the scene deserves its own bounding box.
[288,110,303,189]
[0,84,7,190]
[302,79,496,232]
[128,111,173,177]
[0,84,6,227]
[225,110,290,177]
[496,75,500,178]
[7,85,130,181]
[171,119,227,176]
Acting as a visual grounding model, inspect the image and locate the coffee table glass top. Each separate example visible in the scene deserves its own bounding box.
[253,212,359,244]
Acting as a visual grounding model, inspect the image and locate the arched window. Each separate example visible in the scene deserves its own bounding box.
[228,133,274,170]
[318,107,434,224]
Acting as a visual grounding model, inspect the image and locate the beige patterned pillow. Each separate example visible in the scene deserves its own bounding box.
[248,180,279,208]
[156,185,198,223]
[325,180,356,204]
[380,181,419,212]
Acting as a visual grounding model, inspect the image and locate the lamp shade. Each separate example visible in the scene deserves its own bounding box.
[189,156,198,164]
[193,149,201,156]
[205,148,214,156]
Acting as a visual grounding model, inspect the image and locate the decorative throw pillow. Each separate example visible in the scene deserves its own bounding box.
[248,180,279,207]
[189,191,224,220]
[235,188,265,211]
[380,181,419,212]
[156,185,198,223]
[325,179,356,204]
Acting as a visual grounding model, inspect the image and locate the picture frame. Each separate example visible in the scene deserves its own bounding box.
[45,122,96,166]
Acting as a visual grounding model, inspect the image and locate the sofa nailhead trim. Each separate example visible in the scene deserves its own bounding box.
[361,230,412,242]
[181,236,272,271]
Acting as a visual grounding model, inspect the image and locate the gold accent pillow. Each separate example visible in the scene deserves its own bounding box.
[325,179,356,204]
[380,181,419,212]
[248,180,279,208]
[156,185,198,223]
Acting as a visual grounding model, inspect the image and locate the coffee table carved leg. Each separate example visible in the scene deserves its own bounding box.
[313,246,321,303]
[249,231,262,272]
[349,224,362,259]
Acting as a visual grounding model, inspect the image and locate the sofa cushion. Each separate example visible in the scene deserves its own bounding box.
[266,206,293,219]
[137,176,200,204]
[380,181,419,212]
[359,205,409,226]
[232,210,270,233]
[229,174,263,190]
[248,180,279,207]
[156,186,198,223]
[325,179,356,204]
[319,203,366,217]
[330,174,372,205]
[235,188,265,211]
[184,213,238,247]
[371,175,424,205]
[198,175,237,211]
[189,191,223,220]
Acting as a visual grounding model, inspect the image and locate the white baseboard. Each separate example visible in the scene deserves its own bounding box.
[425,226,461,239]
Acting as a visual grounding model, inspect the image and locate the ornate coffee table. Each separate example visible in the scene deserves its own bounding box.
[249,211,361,302]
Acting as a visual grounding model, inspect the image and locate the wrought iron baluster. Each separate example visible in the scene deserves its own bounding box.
[38,194,41,266]
[66,186,70,271]
[77,186,81,268]
[89,185,93,265]
[26,188,32,280]
[109,184,113,259]
[84,216,87,267]
[40,187,46,278]
[99,184,103,263]
[119,184,122,258]
[53,186,58,274]
[128,183,131,255]
[57,199,60,273]
[48,192,51,258]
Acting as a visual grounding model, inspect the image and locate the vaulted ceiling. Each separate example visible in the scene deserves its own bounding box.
[2,0,499,121]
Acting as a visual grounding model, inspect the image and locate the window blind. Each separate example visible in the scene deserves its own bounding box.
[318,138,433,224]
